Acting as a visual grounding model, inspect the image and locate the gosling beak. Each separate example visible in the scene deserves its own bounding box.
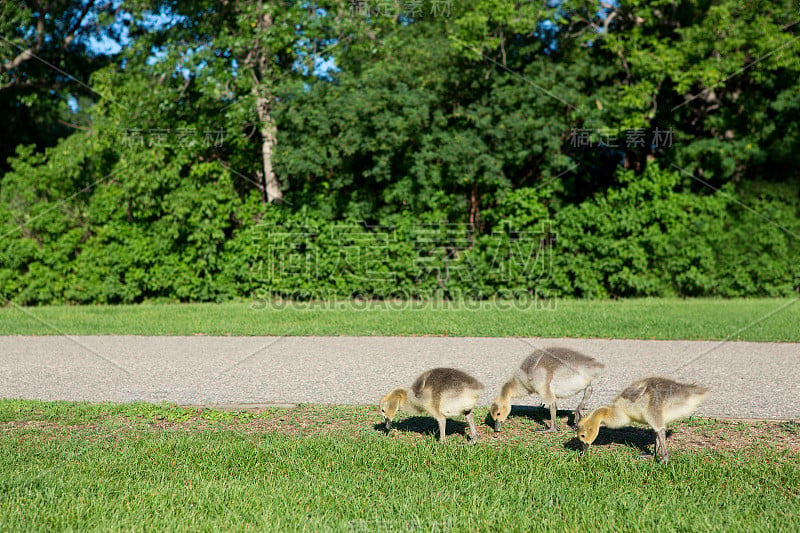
[580,441,590,452]
[494,419,503,432]
[384,418,392,430]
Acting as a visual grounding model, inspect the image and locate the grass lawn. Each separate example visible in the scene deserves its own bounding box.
[1,297,799,341]
[1,400,798,532]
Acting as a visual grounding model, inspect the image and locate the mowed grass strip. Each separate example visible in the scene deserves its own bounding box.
[1,401,798,532]
[1,298,799,341]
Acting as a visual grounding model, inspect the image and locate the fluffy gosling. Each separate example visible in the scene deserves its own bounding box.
[380,367,485,444]
[490,347,605,432]
[576,376,709,464]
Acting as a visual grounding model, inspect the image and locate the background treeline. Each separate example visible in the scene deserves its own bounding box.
[1,1,798,304]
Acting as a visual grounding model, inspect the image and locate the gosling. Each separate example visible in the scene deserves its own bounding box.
[576,376,709,464]
[490,347,605,432]
[380,367,485,444]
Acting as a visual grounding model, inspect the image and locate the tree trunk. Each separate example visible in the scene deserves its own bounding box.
[252,4,283,203]
[256,95,282,203]
[468,183,480,240]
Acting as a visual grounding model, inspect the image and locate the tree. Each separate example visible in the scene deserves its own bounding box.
[597,0,800,184]
[148,0,353,203]
[2,0,798,304]
[0,0,124,171]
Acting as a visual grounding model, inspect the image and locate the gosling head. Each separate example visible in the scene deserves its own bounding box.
[489,398,511,432]
[379,389,406,430]
[576,416,600,451]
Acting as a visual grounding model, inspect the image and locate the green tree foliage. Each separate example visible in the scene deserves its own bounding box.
[0,0,124,172]
[1,0,798,304]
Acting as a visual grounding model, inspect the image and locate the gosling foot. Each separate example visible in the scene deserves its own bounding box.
[537,421,559,433]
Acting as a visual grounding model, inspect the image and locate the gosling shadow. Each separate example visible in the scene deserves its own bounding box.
[563,427,674,454]
[373,416,468,439]
[484,405,579,430]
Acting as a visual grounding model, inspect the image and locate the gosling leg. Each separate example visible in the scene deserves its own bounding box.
[544,402,558,432]
[464,410,479,444]
[655,428,670,464]
[436,416,447,444]
[573,385,593,427]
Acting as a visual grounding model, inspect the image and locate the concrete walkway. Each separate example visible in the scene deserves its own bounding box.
[1,336,798,419]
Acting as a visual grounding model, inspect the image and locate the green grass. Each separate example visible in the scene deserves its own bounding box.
[1,400,798,532]
[1,298,799,340]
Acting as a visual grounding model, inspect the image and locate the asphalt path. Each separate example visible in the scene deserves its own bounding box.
[1,336,798,419]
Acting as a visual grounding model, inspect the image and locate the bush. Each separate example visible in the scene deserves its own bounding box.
[548,165,799,298]
[1,151,797,304]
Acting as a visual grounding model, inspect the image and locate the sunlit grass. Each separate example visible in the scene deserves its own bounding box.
[1,298,798,341]
[1,400,798,532]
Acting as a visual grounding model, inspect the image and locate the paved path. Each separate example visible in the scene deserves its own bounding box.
[1,336,798,419]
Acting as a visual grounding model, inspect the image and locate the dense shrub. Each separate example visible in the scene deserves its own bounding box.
[1,154,798,304]
[549,166,799,298]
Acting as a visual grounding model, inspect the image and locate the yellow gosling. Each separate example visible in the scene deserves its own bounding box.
[576,376,709,464]
[490,347,605,432]
[380,368,485,444]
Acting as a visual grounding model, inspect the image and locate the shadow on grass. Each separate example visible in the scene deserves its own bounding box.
[562,426,674,455]
[373,416,469,440]
[483,405,578,431]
